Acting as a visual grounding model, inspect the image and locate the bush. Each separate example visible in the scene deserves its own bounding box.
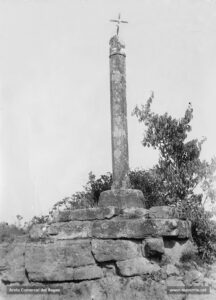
[192,209,216,263]
[85,172,112,205]
[175,198,216,263]
[0,222,25,243]
[129,169,166,208]
[48,172,112,215]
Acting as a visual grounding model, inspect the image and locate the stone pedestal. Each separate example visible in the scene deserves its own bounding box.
[99,189,145,208]
[0,205,193,300]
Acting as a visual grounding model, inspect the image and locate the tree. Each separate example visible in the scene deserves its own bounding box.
[132,94,216,262]
[132,94,216,205]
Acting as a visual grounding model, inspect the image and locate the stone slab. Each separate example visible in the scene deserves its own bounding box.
[73,265,103,281]
[149,206,177,219]
[30,218,190,242]
[119,207,149,219]
[183,270,204,285]
[92,218,156,239]
[47,221,92,239]
[25,240,95,282]
[154,219,191,238]
[92,239,141,262]
[144,237,165,257]
[52,206,120,223]
[98,189,145,209]
[165,264,180,276]
[92,218,190,239]
[116,257,160,277]
[57,275,170,300]
[0,241,26,283]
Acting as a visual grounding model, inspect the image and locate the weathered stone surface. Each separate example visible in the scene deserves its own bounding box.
[154,219,191,238]
[52,206,120,223]
[91,239,141,262]
[163,238,195,264]
[99,189,145,209]
[3,274,209,300]
[92,218,156,239]
[0,241,26,283]
[58,276,170,300]
[165,264,180,276]
[47,221,92,239]
[144,237,165,257]
[109,34,129,190]
[102,263,117,277]
[73,265,103,281]
[0,243,8,272]
[29,217,190,243]
[92,218,190,239]
[166,275,184,287]
[119,207,149,218]
[149,206,177,219]
[25,240,95,281]
[183,270,204,285]
[116,257,160,276]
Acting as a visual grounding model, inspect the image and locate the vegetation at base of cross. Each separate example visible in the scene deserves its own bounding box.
[49,169,168,212]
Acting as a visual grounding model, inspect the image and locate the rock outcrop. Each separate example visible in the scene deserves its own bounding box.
[1,205,215,299]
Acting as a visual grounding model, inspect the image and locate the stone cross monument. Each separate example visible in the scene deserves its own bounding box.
[98,15,145,209]
[109,34,129,190]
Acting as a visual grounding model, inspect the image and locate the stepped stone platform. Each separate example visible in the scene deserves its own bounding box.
[0,205,195,300]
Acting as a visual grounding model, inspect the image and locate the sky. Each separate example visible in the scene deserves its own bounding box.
[0,0,216,223]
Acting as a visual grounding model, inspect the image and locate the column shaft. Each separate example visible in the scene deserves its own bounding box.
[109,36,129,189]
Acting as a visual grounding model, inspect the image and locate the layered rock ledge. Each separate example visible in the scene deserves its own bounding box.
[0,205,204,300]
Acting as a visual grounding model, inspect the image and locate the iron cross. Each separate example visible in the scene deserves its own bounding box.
[110,14,128,36]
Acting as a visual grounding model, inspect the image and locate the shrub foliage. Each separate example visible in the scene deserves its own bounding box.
[132,94,216,262]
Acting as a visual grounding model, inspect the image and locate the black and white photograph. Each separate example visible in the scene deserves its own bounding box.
[0,0,216,299]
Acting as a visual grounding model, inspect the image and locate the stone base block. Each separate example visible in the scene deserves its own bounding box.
[98,189,145,208]
[116,257,160,277]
